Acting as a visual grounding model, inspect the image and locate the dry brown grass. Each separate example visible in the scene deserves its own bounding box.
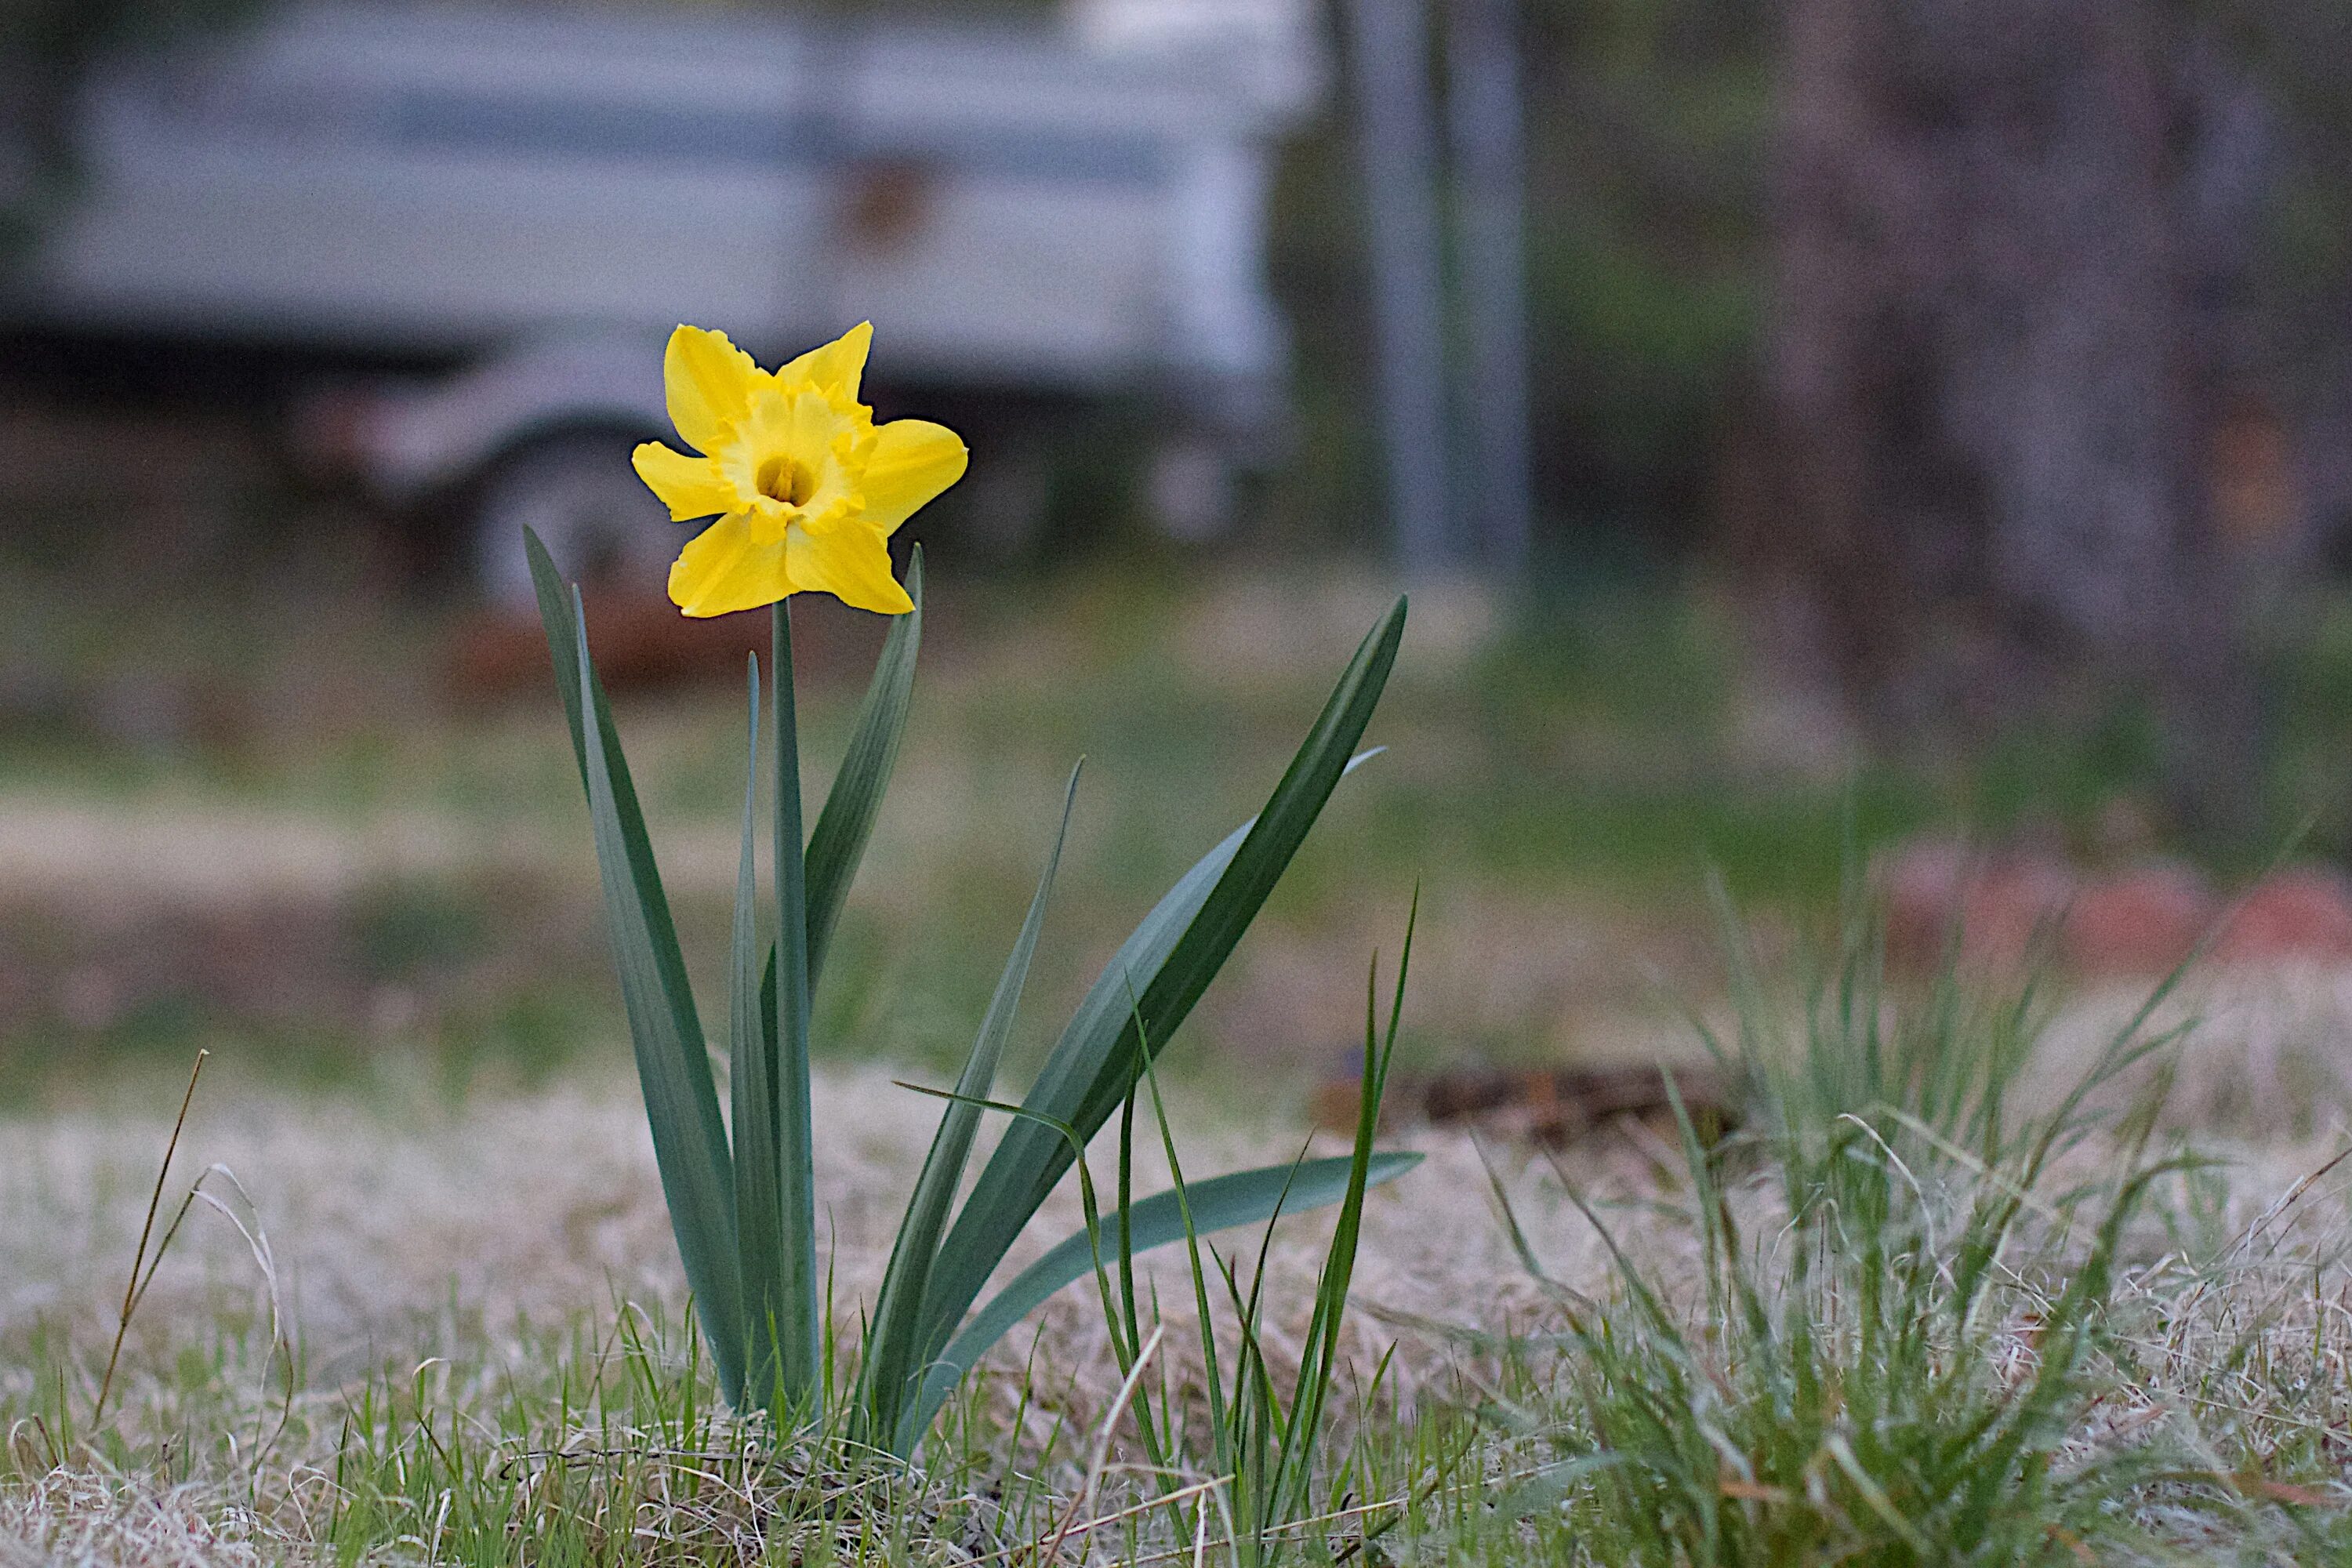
[0,1057,1599,1563]
[6,953,2352,1563]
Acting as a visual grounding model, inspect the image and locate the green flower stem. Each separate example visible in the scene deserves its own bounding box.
[771,602,820,1413]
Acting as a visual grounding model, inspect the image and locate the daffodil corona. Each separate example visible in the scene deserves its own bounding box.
[632,322,967,617]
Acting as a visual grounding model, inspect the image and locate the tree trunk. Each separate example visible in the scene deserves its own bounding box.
[1755,0,2269,839]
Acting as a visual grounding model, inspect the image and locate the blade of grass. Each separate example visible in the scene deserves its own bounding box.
[1138,1040,1229,1479]
[1106,1070,1176,1483]
[1278,893,1417,1517]
[905,1152,1422,1445]
[93,1048,209,1431]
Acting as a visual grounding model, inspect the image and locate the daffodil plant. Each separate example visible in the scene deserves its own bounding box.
[530,324,1412,1458]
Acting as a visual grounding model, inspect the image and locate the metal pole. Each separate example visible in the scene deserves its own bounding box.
[1446,0,1534,575]
[1345,0,1454,574]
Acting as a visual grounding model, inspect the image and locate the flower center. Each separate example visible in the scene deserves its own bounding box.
[755,452,818,508]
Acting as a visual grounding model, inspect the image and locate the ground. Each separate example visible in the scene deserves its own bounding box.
[7,559,2352,1562]
[6,957,2352,1561]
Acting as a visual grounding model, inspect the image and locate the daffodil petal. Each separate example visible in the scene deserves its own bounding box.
[777,321,873,400]
[631,441,736,521]
[668,512,792,618]
[664,325,764,454]
[860,418,968,535]
[786,522,913,615]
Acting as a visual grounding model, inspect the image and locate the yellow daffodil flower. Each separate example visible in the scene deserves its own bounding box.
[631,322,967,617]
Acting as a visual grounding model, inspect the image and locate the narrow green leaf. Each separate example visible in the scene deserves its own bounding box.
[916,600,1406,1363]
[770,603,819,1406]
[1276,894,1417,1515]
[1140,1048,1230,1475]
[524,528,592,786]
[526,535,710,1055]
[540,573,742,1403]
[728,657,785,1404]
[804,548,923,989]
[902,1152,1422,1449]
[861,765,1081,1451]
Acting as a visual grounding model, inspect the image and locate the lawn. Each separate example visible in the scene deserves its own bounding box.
[5,551,2352,1562]
[5,935,2350,1563]
[0,557,1940,1109]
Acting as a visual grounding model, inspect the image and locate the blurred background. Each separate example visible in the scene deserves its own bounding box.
[7,0,2352,1108]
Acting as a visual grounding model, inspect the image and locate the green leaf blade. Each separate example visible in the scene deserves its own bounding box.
[860,764,1081,1452]
[728,658,785,1406]
[916,599,1406,1363]
[902,1151,1423,1450]
[529,556,743,1404]
[769,604,821,1410]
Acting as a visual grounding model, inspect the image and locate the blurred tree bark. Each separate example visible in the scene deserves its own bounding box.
[2230,3,2352,572]
[1751,0,2272,840]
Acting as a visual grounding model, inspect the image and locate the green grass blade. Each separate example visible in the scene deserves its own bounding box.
[902,1151,1422,1449]
[1277,895,1416,1515]
[770,604,819,1408]
[916,599,1405,1363]
[910,818,1243,1359]
[861,765,1081,1452]
[534,569,742,1403]
[728,657,784,1406]
[1140,1048,1229,1476]
[804,547,923,989]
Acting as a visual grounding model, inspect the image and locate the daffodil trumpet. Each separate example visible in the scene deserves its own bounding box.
[529,321,1413,1459]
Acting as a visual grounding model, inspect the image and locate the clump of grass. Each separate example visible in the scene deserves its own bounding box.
[319,1305,1014,1567]
[1451,895,2350,1564]
[6,1047,289,1486]
[1030,905,1419,1568]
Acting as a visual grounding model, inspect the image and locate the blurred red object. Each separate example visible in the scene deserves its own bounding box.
[1886,838,2352,975]
[2060,862,2212,975]
[2213,868,2352,965]
[1885,840,2078,973]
